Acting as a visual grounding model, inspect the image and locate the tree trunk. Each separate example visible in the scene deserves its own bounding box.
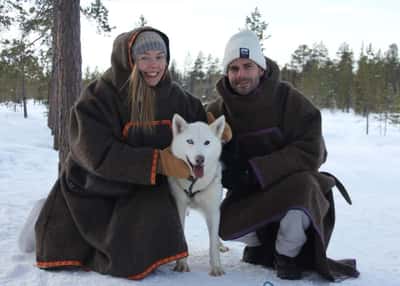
[49,2,59,150]
[22,63,28,118]
[14,74,19,112]
[56,0,81,168]
[384,111,388,136]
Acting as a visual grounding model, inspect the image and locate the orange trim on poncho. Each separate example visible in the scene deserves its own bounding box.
[36,250,189,280]
[122,120,171,140]
[128,251,188,280]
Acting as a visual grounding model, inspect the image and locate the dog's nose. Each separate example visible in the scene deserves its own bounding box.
[195,155,205,165]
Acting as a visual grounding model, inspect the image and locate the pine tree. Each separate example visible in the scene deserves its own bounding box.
[169,59,182,85]
[203,55,221,104]
[0,0,24,31]
[319,59,337,108]
[290,44,311,73]
[135,14,148,27]
[56,0,82,165]
[289,44,311,91]
[384,44,399,101]
[354,44,386,134]
[335,43,354,112]
[189,52,206,100]
[308,42,330,107]
[244,7,270,50]
[380,44,400,132]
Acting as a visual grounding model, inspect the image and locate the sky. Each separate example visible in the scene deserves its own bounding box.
[1,100,400,285]
[81,0,400,72]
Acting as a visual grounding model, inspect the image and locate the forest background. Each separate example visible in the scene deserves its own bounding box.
[1,0,399,166]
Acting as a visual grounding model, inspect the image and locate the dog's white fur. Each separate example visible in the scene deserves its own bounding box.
[168,113,227,276]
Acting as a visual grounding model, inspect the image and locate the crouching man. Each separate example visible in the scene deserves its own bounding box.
[206,30,360,281]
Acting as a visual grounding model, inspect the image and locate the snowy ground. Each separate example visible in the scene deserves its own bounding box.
[0,101,399,286]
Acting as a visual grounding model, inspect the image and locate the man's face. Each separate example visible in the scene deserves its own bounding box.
[227,58,264,95]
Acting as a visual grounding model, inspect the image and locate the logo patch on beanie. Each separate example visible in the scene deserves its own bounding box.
[239,48,249,58]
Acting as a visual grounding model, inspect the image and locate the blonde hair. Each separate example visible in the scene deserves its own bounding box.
[128,65,156,133]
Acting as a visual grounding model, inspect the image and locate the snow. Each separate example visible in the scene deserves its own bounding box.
[0,101,399,286]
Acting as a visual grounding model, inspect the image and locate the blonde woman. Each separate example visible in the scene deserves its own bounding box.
[34,27,207,280]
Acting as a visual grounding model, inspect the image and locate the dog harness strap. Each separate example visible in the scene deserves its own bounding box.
[184,176,199,197]
[183,172,220,198]
[184,189,202,198]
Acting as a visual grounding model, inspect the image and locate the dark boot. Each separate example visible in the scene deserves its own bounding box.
[274,251,302,280]
[242,245,269,266]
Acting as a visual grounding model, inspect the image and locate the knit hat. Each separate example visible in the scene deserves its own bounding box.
[131,31,167,59]
[222,30,266,74]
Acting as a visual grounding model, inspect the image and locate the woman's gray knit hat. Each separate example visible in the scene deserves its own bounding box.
[131,31,167,59]
[222,30,266,74]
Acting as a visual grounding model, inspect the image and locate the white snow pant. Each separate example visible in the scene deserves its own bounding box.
[234,209,311,258]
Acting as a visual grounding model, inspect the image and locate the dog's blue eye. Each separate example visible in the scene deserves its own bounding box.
[186,139,194,144]
[204,140,210,145]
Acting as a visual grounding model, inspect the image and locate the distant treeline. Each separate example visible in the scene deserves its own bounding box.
[2,41,400,127]
[172,42,400,130]
[1,2,399,133]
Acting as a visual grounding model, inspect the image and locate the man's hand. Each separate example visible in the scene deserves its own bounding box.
[158,147,191,179]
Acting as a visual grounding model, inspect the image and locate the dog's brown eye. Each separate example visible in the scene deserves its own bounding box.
[186,139,194,144]
[204,140,210,145]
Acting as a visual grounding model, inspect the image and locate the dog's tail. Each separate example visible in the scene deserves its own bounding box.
[18,198,46,253]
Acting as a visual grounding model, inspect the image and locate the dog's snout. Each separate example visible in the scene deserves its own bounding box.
[195,155,205,165]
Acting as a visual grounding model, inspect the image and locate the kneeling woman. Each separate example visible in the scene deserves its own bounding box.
[35,27,206,280]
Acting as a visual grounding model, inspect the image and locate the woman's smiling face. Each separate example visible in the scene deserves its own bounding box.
[136,50,167,86]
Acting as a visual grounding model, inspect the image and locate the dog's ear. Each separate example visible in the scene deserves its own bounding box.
[209,115,225,139]
[172,113,188,137]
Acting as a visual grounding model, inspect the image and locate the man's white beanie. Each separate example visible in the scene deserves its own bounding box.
[222,30,266,75]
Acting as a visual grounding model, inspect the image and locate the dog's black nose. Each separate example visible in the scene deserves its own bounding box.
[195,155,205,165]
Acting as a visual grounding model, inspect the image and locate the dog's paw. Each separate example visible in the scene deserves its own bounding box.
[219,244,229,253]
[173,260,190,272]
[209,266,225,276]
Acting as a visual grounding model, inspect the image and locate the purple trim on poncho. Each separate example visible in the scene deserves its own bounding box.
[249,159,266,189]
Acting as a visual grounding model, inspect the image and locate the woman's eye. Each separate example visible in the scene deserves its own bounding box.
[204,140,210,145]
[186,139,194,145]
[139,56,149,61]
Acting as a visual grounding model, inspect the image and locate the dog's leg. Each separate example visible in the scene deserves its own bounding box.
[204,204,225,276]
[173,200,190,273]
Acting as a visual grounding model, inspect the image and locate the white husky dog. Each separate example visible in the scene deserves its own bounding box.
[168,113,227,276]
